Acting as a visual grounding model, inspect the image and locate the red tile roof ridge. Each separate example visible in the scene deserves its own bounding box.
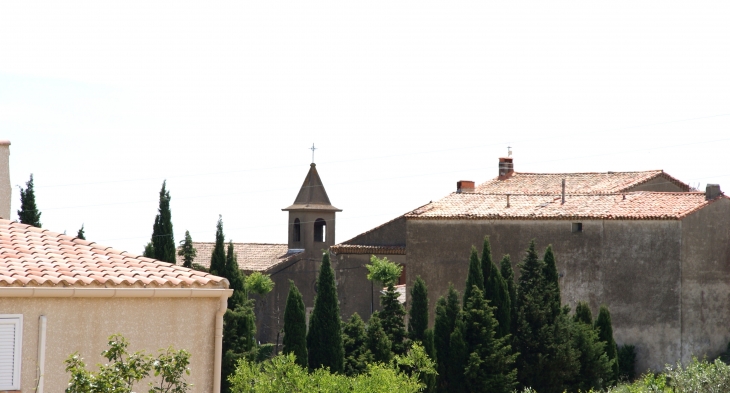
[511,169,664,175]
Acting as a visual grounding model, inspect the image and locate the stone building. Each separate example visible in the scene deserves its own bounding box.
[331,157,730,372]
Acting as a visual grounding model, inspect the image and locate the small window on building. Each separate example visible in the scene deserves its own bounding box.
[293,218,301,242]
[572,222,583,233]
[314,218,326,242]
[0,315,23,390]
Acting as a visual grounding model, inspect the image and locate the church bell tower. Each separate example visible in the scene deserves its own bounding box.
[282,163,341,255]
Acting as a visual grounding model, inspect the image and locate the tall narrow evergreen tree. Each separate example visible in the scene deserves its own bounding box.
[343,313,372,376]
[307,252,344,372]
[151,181,176,263]
[595,305,619,384]
[515,240,579,393]
[434,284,460,393]
[500,255,518,338]
[18,174,41,227]
[76,224,86,240]
[480,236,493,294]
[447,318,468,393]
[485,260,511,339]
[222,303,257,393]
[225,241,246,309]
[366,312,392,363]
[462,286,517,393]
[543,245,561,318]
[143,242,154,258]
[366,256,408,355]
[423,328,438,393]
[283,280,308,368]
[573,301,593,325]
[408,276,429,343]
[177,230,197,268]
[209,216,226,277]
[464,246,484,308]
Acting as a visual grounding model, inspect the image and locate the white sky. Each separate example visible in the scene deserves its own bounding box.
[1,2,729,254]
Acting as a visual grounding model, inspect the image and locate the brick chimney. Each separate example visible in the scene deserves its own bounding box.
[498,157,514,180]
[457,180,475,193]
[706,184,722,201]
[0,141,9,220]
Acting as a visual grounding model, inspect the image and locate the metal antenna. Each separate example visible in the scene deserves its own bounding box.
[508,146,512,157]
[310,143,317,163]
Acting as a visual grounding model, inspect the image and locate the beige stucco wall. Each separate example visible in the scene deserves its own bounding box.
[4,296,219,392]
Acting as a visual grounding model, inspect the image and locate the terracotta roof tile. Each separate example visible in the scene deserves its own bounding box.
[176,242,302,272]
[405,192,721,220]
[330,245,406,255]
[476,170,689,195]
[0,220,228,289]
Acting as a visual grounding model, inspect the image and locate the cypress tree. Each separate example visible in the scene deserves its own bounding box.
[423,328,438,393]
[380,283,408,356]
[77,224,85,240]
[595,305,619,384]
[480,236,493,294]
[447,318,468,393]
[500,255,517,338]
[177,230,197,268]
[434,284,460,393]
[222,304,257,393]
[408,276,429,343]
[543,245,561,318]
[515,240,579,393]
[343,313,372,376]
[151,181,176,263]
[568,314,612,392]
[462,286,517,393]
[143,242,154,258]
[574,301,593,325]
[283,280,308,368]
[367,312,392,363]
[464,246,484,308]
[18,174,41,227]
[486,260,511,339]
[307,251,344,372]
[225,241,246,310]
[209,216,226,277]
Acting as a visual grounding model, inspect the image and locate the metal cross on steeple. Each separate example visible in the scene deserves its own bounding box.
[310,143,317,163]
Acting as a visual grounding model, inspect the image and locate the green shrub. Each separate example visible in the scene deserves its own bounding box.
[618,344,637,381]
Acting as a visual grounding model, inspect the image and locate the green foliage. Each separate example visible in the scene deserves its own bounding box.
[366,255,403,287]
[618,344,637,381]
[607,358,730,393]
[283,281,308,368]
[64,334,191,393]
[574,301,593,325]
[18,174,42,227]
[343,313,372,376]
[223,304,258,393]
[595,305,620,384]
[367,312,393,364]
[394,342,437,385]
[228,352,424,393]
[191,263,208,273]
[177,230,197,268]
[514,240,579,393]
[151,181,176,264]
[209,215,226,277]
[307,251,345,372]
[543,244,561,319]
[422,329,437,393]
[484,257,511,339]
[77,224,86,240]
[245,272,274,296]
[464,246,484,308]
[144,242,155,258]
[568,318,613,392]
[462,286,518,393]
[408,276,429,343]
[380,282,409,356]
[499,254,517,338]
[480,236,493,295]
[434,284,460,393]
[447,318,468,393]
[226,241,246,309]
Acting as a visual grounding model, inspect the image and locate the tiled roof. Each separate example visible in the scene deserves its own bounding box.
[330,245,406,255]
[405,192,722,220]
[176,242,302,272]
[475,170,689,195]
[0,220,228,288]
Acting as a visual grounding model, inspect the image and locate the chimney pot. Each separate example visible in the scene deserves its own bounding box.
[706,184,722,201]
[498,157,514,179]
[457,180,475,193]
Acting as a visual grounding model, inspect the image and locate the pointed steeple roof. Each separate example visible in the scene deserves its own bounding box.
[282,163,342,212]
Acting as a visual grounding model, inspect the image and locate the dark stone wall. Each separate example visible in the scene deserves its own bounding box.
[342,216,406,246]
[680,198,730,364]
[626,176,686,192]
[406,218,683,371]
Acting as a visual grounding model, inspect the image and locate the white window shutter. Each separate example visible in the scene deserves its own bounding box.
[0,316,22,390]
